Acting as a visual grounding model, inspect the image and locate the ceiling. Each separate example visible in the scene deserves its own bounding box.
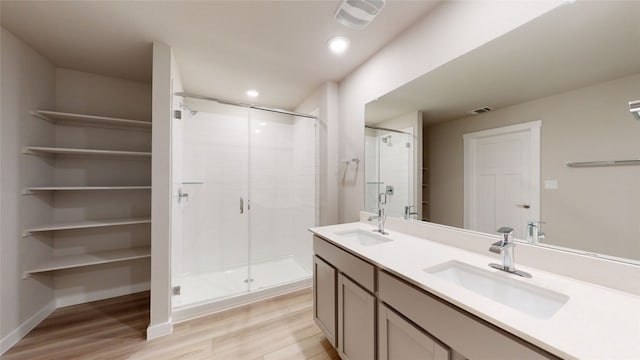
[0,0,440,110]
[366,1,640,125]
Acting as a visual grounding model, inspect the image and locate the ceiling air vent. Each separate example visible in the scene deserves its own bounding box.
[335,0,386,30]
[468,106,494,115]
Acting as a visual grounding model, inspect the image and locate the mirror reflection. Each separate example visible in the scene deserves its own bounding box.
[364,1,640,263]
[364,119,419,219]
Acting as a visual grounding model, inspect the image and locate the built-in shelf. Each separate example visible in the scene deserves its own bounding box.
[22,247,151,279]
[23,217,151,237]
[23,186,151,194]
[31,110,151,130]
[23,146,151,158]
[566,159,640,167]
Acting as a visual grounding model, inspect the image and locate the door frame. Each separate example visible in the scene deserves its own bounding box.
[463,120,541,236]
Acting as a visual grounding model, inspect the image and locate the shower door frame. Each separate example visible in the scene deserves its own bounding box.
[171,96,319,322]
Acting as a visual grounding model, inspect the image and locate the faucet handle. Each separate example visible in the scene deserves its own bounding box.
[489,241,503,254]
[496,226,514,244]
[497,227,514,234]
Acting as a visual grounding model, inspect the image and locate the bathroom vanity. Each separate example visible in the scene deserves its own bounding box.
[310,216,640,360]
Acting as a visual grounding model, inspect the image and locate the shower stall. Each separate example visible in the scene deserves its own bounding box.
[365,126,414,218]
[171,96,318,319]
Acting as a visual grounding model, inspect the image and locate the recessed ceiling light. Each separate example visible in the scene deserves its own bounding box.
[328,36,350,55]
[246,89,259,98]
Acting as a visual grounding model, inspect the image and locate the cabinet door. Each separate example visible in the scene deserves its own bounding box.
[379,304,450,360]
[313,256,337,346]
[338,273,376,360]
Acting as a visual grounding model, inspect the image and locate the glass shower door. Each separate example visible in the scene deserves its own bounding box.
[172,101,251,308]
[376,129,414,218]
[247,109,316,290]
[364,128,418,217]
[364,127,381,212]
[172,99,318,311]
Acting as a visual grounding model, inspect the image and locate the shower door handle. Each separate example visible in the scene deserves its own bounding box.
[240,197,244,214]
[178,188,189,203]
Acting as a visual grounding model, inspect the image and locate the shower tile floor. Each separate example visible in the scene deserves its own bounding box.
[173,257,311,308]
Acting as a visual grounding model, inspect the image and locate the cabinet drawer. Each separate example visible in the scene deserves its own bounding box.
[313,236,375,292]
[378,270,558,360]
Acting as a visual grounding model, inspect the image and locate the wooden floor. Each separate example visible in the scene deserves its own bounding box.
[2,288,339,360]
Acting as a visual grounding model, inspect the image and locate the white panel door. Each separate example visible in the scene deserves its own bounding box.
[464,121,540,240]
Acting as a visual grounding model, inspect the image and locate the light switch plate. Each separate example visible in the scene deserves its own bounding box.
[544,179,559,189]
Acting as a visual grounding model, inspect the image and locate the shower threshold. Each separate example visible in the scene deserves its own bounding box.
[172,257,311,322]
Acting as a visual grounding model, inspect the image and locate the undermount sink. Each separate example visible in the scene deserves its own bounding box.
[335,229,392,246]
[425,261,569,319]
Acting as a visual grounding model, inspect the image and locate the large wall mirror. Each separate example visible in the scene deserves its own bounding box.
[364,1,640,264]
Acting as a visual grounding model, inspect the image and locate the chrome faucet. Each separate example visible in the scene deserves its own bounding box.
[489,227,531,278]
[367,208,388,235]
[403,205,419,220]
[527,221,546,245]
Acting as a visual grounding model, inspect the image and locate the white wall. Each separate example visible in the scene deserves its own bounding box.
[337,0,564,222]
[55,69,151,120]
[1,27,56,354]
[296,82,340,226]
[148,41,178,340]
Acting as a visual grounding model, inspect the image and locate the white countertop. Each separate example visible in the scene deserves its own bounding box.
[310,221,640,360]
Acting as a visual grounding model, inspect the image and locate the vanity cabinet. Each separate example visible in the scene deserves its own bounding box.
[313,236,376,359]
[379,303,450,360]
[378,270,558,360]
[313,234,561,360]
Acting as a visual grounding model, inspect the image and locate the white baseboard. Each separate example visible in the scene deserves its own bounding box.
[146,321,173,340]
[0,299,56,355]
[56,282,150,308]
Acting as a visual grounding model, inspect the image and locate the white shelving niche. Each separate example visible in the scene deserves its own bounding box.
[23,108,152,288]
[23,247,151,279]
[30,110,152,130]
[23,146,151,158]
